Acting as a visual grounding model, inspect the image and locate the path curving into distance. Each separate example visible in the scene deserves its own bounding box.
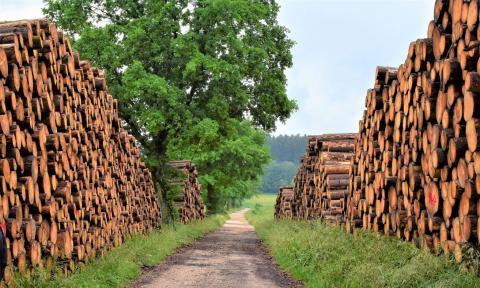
[130,209,299,288]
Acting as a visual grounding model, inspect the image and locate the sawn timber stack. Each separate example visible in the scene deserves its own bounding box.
[168,161,205,223]
[0,19,161,282]
[347,0,480,258]
[291,134,355,221]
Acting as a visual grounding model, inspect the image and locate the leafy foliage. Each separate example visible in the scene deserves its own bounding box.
[43,0,296,212]
[167,119,270,211]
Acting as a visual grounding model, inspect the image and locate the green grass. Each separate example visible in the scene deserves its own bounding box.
[245,195,480,288]
[242,193,277,208]
[14,214,227,288]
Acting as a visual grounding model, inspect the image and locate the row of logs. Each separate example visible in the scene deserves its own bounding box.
[168,161,205,223]
[0,19,161,283]
[314,136,355,223]
[274,187,294,219]
[277,134,355,222]
[290,136,316,220]
[346,0,480,258]
[276,0,480,260]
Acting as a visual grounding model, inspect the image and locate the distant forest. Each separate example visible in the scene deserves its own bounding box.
[261,134,307,194]
[268,134,308,162]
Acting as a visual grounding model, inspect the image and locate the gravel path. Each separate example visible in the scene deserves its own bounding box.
[130,209,300,288]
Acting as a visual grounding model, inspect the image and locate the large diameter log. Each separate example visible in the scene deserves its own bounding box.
[425,182,440,217]
[327,190,348,200]
[323,165,350,175]
[321,152,353,163]
[0,48,7,77]
[465,72,480,93]
[466,119,480,152]
[326,178,350,188]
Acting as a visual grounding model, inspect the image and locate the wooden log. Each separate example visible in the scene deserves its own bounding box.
[0,48,7,78]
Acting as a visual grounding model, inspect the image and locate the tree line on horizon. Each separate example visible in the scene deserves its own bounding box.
[261,134,307,194]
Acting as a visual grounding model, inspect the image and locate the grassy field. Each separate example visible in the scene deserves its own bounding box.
[14,214,227,288]
[245,194,480,288]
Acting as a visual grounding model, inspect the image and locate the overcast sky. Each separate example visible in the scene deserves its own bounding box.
[275,0,434,135]
[0,0,435,136]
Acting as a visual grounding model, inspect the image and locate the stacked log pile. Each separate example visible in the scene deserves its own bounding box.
[168,160,205,223]
[274,187,294,219]
[347,0,480,256]
[346,67,407,237]
[313,134,355,223]
[292,136,318,220]
[291,134,355,221]
[0,19,161,281]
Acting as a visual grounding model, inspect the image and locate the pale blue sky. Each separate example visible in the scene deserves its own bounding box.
[0,0,435,135]
[275,0,434,135]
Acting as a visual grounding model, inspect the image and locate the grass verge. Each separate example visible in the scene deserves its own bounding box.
[245,194,480,288]
[14,214,227,288]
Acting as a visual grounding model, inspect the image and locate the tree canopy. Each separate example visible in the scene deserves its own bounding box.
[44,0,296,213]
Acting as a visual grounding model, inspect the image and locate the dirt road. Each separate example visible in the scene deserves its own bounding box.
[130,209,299,288]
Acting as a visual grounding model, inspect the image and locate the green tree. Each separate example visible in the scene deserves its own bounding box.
[168,119,270,210]
[44,0,296,213]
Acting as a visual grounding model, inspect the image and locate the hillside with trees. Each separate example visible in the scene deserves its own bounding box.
[268,134,307,162]
[261,134,307,193]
